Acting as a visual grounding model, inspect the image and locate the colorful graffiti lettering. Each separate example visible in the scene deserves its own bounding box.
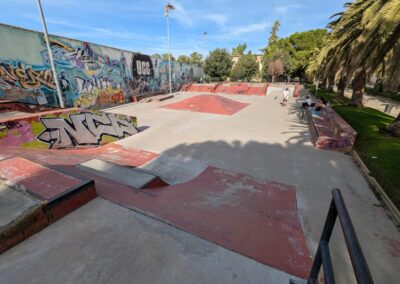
[40,36,130,108]
[0,23,204,108]
[37,112,138,149]
[0,61,55,90]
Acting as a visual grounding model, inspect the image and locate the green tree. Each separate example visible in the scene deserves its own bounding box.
[268,20,280,47]
[204,48,232,81]
[177,55,191,65]
[189,52,203,66]
[261,19,293,81]
[307,0,400,135]
[308,0,400,107]
[232,43,247,56]
[231,52,258,81]
[289,29,328,79]
[161,53,175,61]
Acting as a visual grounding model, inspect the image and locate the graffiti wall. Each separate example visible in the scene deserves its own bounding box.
[0,109,138,149]
[0,24,203,108]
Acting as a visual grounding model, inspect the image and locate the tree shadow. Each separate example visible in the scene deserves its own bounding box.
[152,138,396,284]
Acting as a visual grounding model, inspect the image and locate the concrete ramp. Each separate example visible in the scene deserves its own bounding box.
[139,154,207,185]
[0,107,138,149]
[160,95,249,115]
[79,159,169,189]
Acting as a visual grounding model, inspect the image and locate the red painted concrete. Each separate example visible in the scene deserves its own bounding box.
[0,144,158,167]
[0,107,80,123]
[46,181,97,222]
[181,83,268,96]
[160,95,249,115]
[0,157,81,200]
[62,165,312,279]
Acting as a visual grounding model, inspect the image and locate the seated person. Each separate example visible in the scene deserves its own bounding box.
[301,96,316,109]
[314,98,327,111]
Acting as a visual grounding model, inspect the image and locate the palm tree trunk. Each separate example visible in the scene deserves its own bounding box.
[327,73,335,92]
[336,75,346,97]
[350,69,366,107]
[321,77,327,89]
[387,114,400,137]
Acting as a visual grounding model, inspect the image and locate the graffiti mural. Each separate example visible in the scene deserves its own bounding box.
[0,109,138,149]
[37,112,138,149]
[0,23,204,108]
[41,36,129,108]
[128,53,155,96]
[0,60,58,105]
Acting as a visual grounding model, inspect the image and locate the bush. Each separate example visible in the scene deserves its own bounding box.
[230,53,258,81]
[204,49,232,82]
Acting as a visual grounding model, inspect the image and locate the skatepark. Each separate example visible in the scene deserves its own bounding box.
[1,84,399,283]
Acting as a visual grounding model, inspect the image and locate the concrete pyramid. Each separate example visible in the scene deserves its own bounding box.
[160,94,249,115]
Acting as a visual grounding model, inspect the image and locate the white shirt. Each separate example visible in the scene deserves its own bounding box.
[283,90,290,99]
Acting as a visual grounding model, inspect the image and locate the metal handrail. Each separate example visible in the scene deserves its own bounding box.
[308,188,374,284]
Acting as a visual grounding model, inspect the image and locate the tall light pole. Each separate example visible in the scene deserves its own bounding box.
[165,3,175,94]
[36,0,64,108]
[203,32,208,59]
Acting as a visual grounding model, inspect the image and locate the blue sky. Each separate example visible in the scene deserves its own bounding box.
[0,0,348,57]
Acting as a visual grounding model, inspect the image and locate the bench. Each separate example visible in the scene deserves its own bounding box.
[306,105,357,152]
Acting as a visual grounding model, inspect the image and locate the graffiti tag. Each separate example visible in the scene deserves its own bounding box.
[37,112,138,149]
[0,62,55,90]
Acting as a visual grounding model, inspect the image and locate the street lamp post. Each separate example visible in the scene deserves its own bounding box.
[203,32,208,59]
[165,3,175,94]
[36,0,64,108]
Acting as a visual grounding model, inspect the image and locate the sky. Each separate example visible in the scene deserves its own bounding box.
[0,0,348,57]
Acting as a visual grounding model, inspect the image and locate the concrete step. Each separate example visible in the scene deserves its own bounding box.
[0,156,96,253]
[141,94,174,103]
[78,159,168,189]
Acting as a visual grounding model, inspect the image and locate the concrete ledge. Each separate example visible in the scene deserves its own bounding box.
[0,162,97,254]
[0,203,48,254]
[306,106,357,152]
[351,150,400,227]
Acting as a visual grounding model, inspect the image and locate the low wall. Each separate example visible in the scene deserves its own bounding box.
[307,106,357,152]
[181,82,268,96]
[0,24,203,109]
[0,108,138,149]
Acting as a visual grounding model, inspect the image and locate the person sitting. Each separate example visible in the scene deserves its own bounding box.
[301,96,315,109]
[314,97,327,111]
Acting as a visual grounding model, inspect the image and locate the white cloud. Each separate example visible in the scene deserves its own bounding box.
[229,22,271,36]
[274,4,303,14]
[204,13,228,28]
[172,1,194,27]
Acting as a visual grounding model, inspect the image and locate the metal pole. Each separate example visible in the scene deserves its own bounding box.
[37,0,64,108]
[167,13,172,94]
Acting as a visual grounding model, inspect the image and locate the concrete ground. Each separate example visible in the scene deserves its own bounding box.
[344,90,400,117]
[1,88,399,283]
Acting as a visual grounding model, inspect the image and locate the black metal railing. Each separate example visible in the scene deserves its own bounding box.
[308,188,374,284]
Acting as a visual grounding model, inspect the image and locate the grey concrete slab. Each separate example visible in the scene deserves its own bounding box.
[0,198,303,284]
[0,182,39,228]
[139,154,207,184]
[79,159,156,189]
[106,90,400,283]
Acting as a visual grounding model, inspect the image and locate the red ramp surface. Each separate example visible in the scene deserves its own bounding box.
[0,157,81,200]
[160,95,249,115]
[68,165,312,278]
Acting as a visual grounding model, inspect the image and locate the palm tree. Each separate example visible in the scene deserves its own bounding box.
[308,0,400,107]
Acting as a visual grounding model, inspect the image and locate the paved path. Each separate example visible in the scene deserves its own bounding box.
[1,89,399,283]
[344,90,400,117]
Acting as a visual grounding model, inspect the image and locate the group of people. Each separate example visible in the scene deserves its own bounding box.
[281,87,327,111]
